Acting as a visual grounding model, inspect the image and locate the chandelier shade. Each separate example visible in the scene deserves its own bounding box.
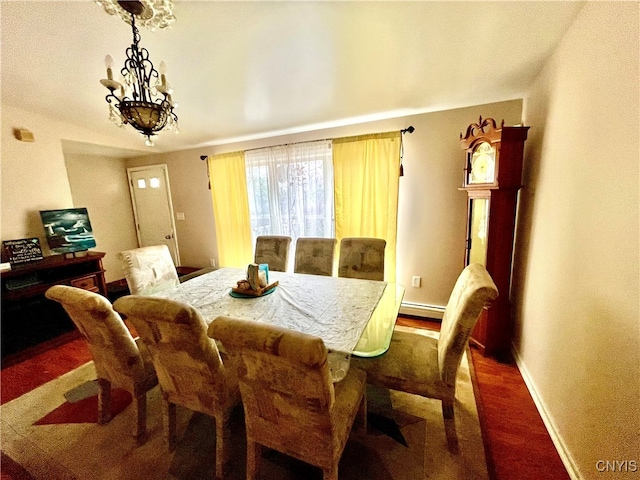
[119,101,169,134]
[99,0,177,146]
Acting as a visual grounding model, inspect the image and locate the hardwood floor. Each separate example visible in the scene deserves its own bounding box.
[396,315,570,480]
[1,315,570,480]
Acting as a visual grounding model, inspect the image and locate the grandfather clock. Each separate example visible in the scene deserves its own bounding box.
[459,117,529,358]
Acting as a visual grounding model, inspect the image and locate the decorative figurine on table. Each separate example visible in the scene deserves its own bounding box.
[232,263,277,297]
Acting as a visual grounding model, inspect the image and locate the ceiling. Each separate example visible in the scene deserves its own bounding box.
[1,1,584,155]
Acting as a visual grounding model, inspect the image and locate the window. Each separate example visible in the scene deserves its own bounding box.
[244,140,334,245]
[209,132,400,278]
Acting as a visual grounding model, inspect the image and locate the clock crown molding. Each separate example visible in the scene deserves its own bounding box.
[460,116,503,148]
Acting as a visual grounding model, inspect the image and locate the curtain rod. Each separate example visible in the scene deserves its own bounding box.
[199,126,415,160]
[199,138,332,159]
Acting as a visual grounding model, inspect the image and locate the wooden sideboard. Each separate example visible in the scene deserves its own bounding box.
[1,251,107,358]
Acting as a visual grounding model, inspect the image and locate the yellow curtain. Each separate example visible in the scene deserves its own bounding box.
[208,152,253,267]
[332,132,401,282]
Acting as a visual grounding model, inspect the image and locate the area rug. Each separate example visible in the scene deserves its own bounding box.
[34,383,132,426]
[0,328,489,480]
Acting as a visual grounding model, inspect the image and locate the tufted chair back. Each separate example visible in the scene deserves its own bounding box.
[254,235,292,272]
[117,245,179,295]
[437,263,499,386]
[209,316,367,480]
[45,285,157,444]
[338,237,386,281]
[113,295,240,478]
[294,237,337,276]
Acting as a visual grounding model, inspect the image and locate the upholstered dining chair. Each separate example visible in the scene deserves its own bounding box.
[116,244,179,295]
[337,237,386,281]
[293,237,337,276]
[254,235,292,272]
[45,285,158,445]
[208,317,367,480]
[351,263,498,454]
[113,295,240,480]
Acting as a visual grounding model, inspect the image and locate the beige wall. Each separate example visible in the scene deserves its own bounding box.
[64,153,139,282]
[514,3,639,479]
[2,3,637,476]
[1,106,75,242]
[127,100,523,310]
[1,99,521,308]
[0,104,146,267]
[122,152,218,269]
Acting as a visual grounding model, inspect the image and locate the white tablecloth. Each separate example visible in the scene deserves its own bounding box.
[154,267,387,380]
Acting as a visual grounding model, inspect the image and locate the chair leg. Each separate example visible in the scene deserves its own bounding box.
[97,378,112,424]
[132,390,147,445]
[215,413,232,480]
[246,440,262,480]
[163,398,177,451]
[322,460,339,480]
[356,389,367,435]
[442,400,459,454]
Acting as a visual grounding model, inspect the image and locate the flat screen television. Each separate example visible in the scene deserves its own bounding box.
[40,207,97,255]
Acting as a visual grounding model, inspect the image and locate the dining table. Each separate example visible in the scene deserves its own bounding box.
[153,267,405,381]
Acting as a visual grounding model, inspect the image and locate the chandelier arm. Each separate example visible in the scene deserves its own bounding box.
[105,91,119,105]
[100,4,178,144]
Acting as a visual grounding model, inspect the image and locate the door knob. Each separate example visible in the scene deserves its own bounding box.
[165,234,172,240]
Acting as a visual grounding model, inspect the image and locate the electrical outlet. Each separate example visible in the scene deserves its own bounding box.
[411,275,421,288]
[176,212,185,221]
[209,258,216,267]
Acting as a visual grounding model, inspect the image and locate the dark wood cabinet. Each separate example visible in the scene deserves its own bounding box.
[1,251,107,358]
[459,117,529,358]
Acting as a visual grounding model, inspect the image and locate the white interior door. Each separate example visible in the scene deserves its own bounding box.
[127,164,180,265]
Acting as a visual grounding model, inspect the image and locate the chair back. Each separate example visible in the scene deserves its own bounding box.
[113,296,237,414]
[293,237,337,276]
[117,245,179,295]
[209,317,338,463]
[254,235,292,272]
[45,285,147,387]
[338,237,386,281]
[437,263,498,386]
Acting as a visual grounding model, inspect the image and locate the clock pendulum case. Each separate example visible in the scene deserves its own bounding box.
[459,117,529,359]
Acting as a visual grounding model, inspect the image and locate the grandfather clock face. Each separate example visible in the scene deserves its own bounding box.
[468,142,496,184]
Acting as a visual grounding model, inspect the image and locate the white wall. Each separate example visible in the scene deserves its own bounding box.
[64,153,139,282]
[514,3,639,479]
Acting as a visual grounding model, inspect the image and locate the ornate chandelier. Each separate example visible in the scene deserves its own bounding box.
[98,0,178,146]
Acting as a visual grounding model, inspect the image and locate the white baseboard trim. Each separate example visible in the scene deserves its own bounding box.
[511,344,583,480]
[399,302,445,319]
